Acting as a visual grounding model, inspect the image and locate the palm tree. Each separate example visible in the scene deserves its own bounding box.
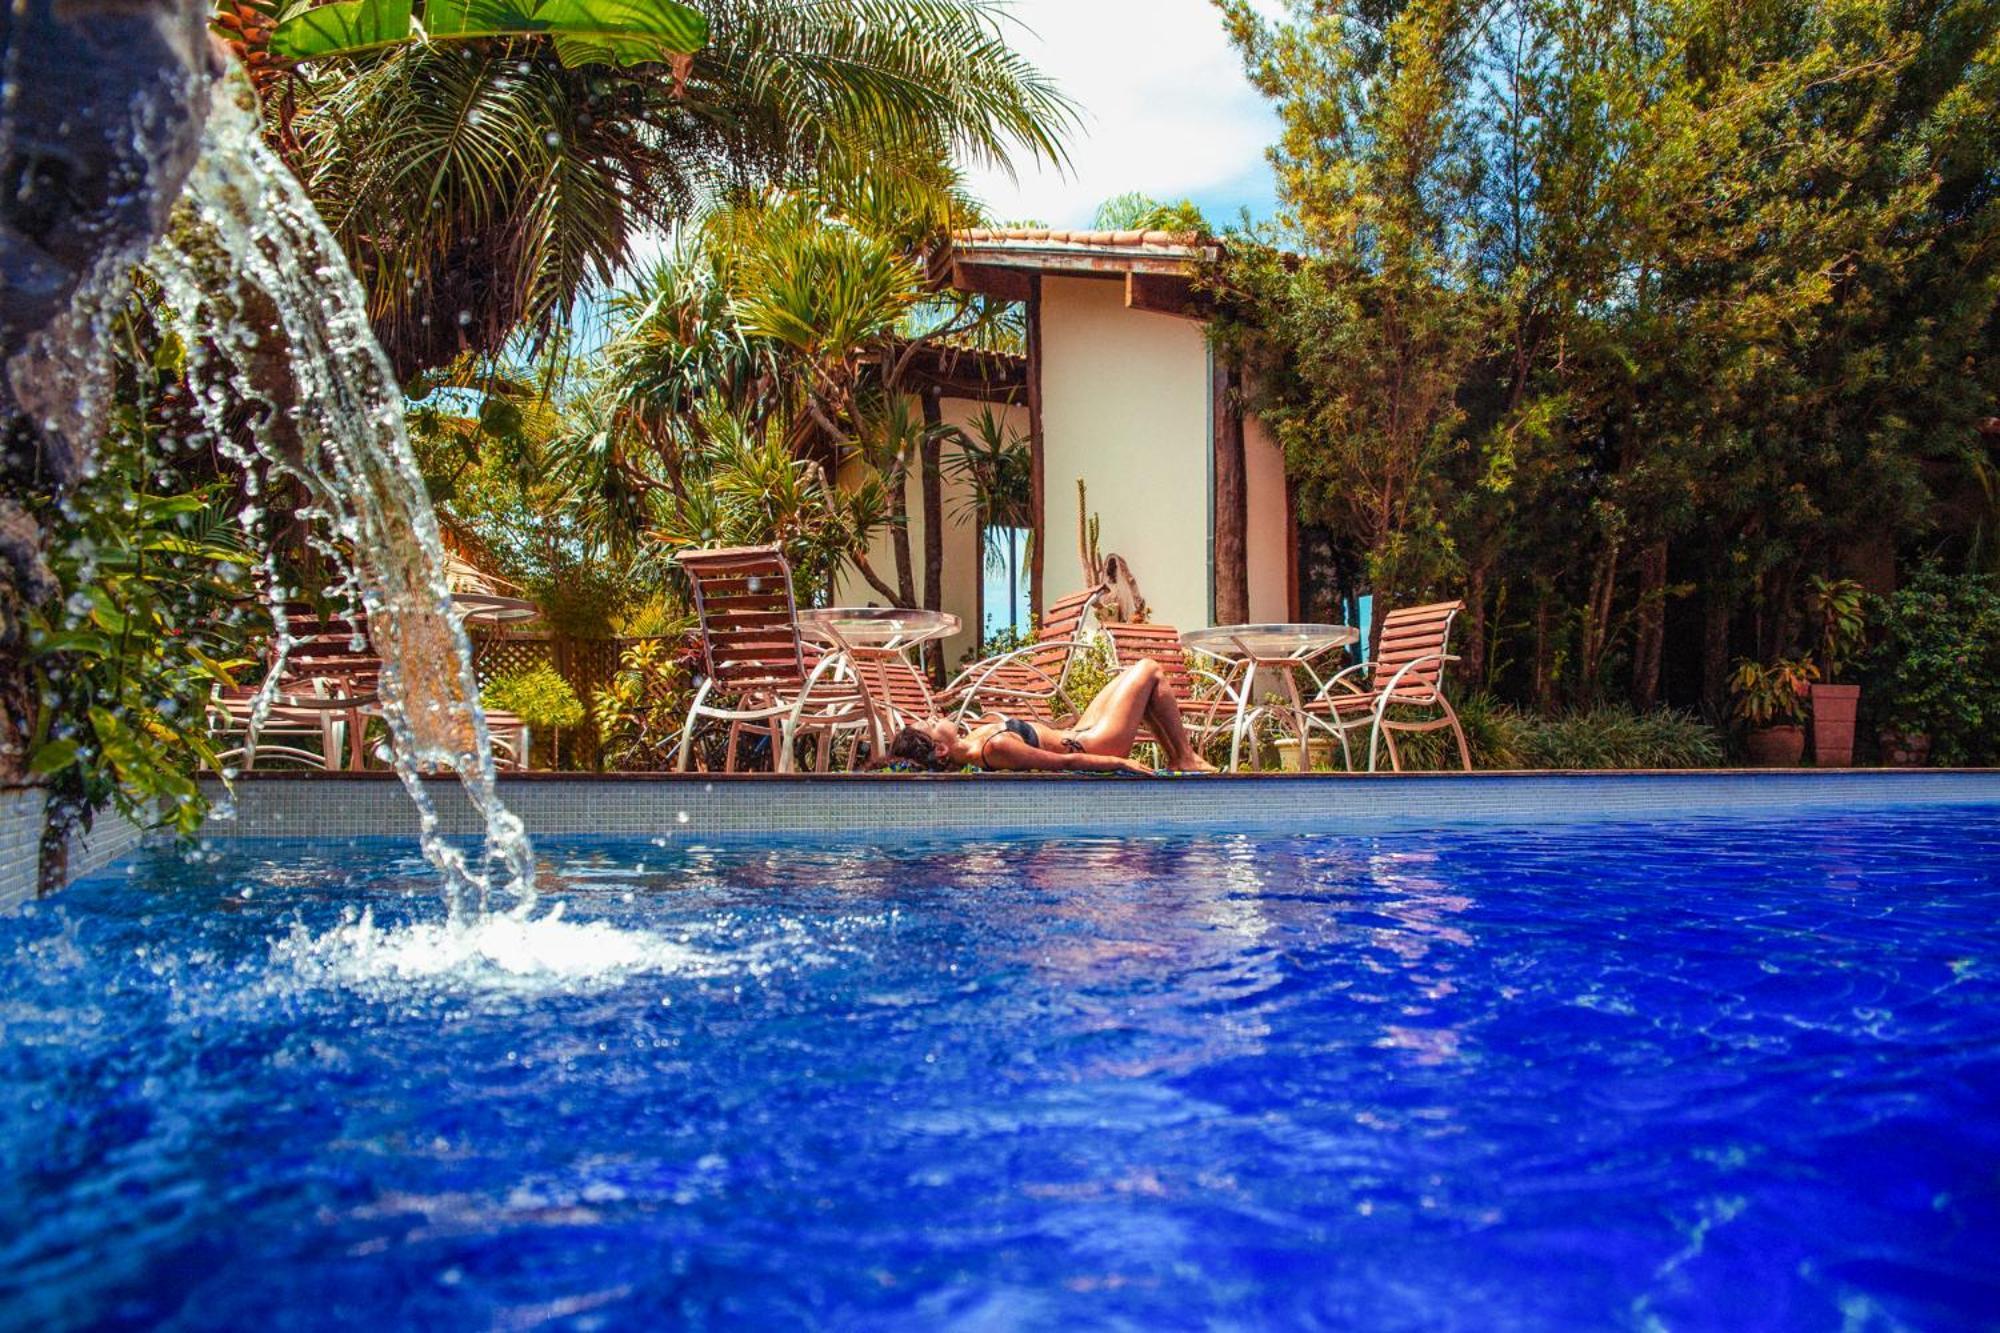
[578,186,1016,606]
[256,0,1073,375]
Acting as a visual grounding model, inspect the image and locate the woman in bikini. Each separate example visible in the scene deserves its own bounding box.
[884,658,1218,775]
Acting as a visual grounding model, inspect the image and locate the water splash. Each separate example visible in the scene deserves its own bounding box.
[267,904,719,997]
[146,75,534,918]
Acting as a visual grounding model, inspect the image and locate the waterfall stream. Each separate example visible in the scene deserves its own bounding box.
[147,76,536,919]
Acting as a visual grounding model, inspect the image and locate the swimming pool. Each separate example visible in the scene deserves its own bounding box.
[3,808,1996,1329]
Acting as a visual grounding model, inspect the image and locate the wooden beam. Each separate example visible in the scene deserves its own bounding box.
[1026,275,1046,621]
[1285,479,1300,622]
[950,260,1037,303]
[1213,361,1249,624]
[1125,271,1210,319]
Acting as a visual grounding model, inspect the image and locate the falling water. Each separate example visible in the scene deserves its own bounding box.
[146,75,534,918]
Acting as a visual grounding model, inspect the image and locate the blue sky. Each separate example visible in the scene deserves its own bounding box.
[960,0,1283,230]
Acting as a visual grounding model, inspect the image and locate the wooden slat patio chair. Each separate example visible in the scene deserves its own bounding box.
[847,645,941,743]
[938,586,1104,726]
[674,545,871,773]
[1097,621,1248,761]
[211,610,381,771]
[210,685,347,771]
[1301,599,1471,772]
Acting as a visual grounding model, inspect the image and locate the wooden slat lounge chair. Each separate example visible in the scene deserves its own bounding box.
[214,607,532,771]
[938,587,1104,726]
[211,611,380,771]
[847,645,941,741]
[1097,621,1246,760]
[1302,599,1471,771]
[674,545,870,773]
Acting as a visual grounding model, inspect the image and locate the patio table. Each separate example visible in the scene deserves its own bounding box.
[1180,623,1360,772]
[797,607,962,653]
[451,593,540,626]
[799,608,963,744]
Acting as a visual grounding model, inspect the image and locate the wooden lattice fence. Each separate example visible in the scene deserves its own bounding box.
[471,635,637,769]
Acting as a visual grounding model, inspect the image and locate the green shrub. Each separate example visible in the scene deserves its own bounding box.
[1384,698,1721,771]
[24,316,254,884]
[1866,569,2000,765]
[1515,706,1724,770]
[593,637,698,770]
[482,665,584,730]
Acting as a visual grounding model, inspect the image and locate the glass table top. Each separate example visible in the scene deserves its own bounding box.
[1180,623,1361,660]
[798,607,963,647]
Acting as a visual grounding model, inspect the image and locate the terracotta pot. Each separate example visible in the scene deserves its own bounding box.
[1878,728,1932,768]
[1808,684,1861,768]
[1743,725,1806,768]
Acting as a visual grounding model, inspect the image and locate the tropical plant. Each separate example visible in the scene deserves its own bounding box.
[246,0,1073,376]
[1360,696,1724,770]
[22,314,256,887]
[482,663,584,730]
[254,0,708,67]
[593,634,699,770]
[1729,658,1820,730]
[1091,191,1211,235]
[587,191,1018,615]
[1806,576,1868,683]
[945,403,1032,579]
[1865,570,2000,765]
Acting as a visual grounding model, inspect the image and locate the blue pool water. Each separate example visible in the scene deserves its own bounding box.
[3,809,1998,1330]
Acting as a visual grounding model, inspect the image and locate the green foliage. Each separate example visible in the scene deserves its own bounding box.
[1807,576,1868,681]
[273,0,1074,375]
[25,314,255,867]
[1388,697,1725,770]
[1729,658,1820,728]
[593,635,697,770]
[1056,649,1116,721]
[1213,0,2000,732]
[1865,569,2000,764]
[481,664,584,730]
[1513,708,1726,771]
[1090,192,1211,235]
[961,622,1030,667]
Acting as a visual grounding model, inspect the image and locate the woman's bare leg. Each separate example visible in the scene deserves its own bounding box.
[1072,659,1164,758]
[1142,681,1216,771]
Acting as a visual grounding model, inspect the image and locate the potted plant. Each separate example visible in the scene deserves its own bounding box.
[1804,576,1866,767]
[1728,657,1820,767]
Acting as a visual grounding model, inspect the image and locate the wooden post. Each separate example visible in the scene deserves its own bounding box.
[920,391,946,682]
[1025,276,1046,621]
[1212,360,1249,624]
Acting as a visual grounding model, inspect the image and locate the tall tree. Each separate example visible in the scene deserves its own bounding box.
[247,0,1073,375]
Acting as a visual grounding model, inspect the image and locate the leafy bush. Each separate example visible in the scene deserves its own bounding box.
[593,637,699,770]
[1514,706,1725,770]
[1728,657,1818,728]
[1866,569,2000,765]
[24,318,254,880]
[1381,697,1722,771]
[481,665,584,731]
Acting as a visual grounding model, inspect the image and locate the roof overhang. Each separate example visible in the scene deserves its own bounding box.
[935,228,1222,320]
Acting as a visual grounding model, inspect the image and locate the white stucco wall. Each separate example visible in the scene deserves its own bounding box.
[1038,277,1213,632]
[1244,412,1291,622]
[832,397,1027,666]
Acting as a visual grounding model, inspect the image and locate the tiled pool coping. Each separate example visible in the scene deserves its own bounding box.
[189,769,2000,845]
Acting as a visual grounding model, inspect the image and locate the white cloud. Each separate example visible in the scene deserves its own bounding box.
[960,0,1282,229]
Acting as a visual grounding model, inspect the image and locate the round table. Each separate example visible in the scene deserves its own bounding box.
[1180,623,1361,771]
[452,593,540,626]
[797,607,962,651]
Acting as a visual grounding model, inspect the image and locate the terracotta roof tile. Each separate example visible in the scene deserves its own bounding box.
[956,226,1208,251]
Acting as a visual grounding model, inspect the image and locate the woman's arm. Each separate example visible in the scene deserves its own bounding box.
[981,734,1152,775]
